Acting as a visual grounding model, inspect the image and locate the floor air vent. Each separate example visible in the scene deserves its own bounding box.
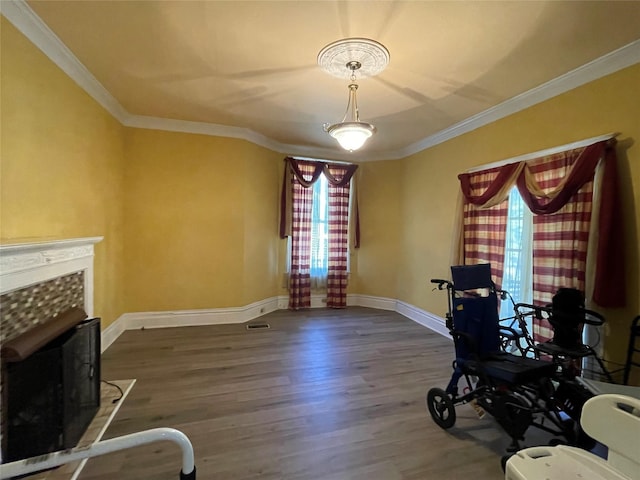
[246,323,270,330]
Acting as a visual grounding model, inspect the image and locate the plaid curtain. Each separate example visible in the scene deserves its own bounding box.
[460,165,511,289]
[516,141,624,309]
[456,139,623,341]
[288,161,316,310]
[326,166,351,308]
[282,158,359,310]
[525,149,594,343]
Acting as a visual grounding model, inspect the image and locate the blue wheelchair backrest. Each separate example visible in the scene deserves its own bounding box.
[450,264,500,358]
[451,263,494,291]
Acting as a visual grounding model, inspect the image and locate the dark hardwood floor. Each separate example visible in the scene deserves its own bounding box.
[80,307,515,479]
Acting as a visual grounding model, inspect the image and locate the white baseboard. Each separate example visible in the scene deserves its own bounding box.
[350,294,397,311]
[125,297,280,330]
[101,315,126,353]
[277,295,289,309]
[310,293,327,309]
[275,293,393,309]
[101,294,449,351]
[275,294,329,309]
[396,300,450,339]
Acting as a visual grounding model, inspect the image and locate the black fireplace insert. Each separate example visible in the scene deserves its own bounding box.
[3,310,101,462]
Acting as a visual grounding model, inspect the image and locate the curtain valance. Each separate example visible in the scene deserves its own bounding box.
[457,139,624,308]
[516,141,607,215]
[285,157,358,187]
[280,157,360,247]
[459,162,524,208]
[459,142,606,209]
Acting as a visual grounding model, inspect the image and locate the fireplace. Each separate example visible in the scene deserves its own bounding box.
[3,308,101,461]
[0,237,103,463]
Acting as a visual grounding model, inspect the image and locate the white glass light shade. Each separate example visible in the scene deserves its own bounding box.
[327,122,376,151]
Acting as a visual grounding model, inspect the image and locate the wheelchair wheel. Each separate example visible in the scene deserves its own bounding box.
[426,388,456,429]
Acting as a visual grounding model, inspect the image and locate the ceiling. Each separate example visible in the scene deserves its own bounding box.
[14,1,640,161]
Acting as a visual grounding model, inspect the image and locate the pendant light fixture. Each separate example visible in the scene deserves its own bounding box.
[324,61,375,151]
[318,38,389,152]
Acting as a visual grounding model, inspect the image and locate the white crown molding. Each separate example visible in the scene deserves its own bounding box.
[399,40,640,159]
[122,114,288,154]
[466,132,617,173]
[0,0,129,122]
[124,122,394,163]
[5,0,635,162]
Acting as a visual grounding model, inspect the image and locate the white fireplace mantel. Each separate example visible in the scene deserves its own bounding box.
[0,237,103,317]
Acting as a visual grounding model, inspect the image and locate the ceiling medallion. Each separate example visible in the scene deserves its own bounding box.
[317,38,390,79]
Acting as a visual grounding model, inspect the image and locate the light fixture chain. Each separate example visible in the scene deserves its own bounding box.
[351,84,360,122]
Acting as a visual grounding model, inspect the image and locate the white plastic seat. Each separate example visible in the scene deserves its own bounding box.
[506,394,640,480]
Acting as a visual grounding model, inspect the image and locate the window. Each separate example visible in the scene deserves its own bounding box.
[310,173,329,277]
[500,187,533,321]
[287,173,351,279]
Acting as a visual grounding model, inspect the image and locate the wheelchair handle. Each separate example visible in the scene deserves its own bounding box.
[430,279,451,290]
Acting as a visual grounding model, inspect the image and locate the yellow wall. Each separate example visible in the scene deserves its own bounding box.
[394,63,640,365]
[241,143,283,305]
[122,129,281,312]
[1,19,126,328]
[354,161,403,298]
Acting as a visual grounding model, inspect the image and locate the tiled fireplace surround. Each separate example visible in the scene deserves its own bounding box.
[0,237,101,342]
[0,237,102,463]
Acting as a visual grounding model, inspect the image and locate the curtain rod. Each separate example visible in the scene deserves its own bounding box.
[466,132,619,173]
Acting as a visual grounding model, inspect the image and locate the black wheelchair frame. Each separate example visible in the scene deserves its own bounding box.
[426,265,595,452]
[511,297,614,384]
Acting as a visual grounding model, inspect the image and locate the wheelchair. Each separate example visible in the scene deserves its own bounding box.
[426,264,594,452]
